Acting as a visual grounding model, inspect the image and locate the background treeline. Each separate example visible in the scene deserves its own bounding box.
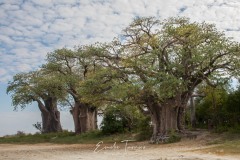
[192,85,240,133]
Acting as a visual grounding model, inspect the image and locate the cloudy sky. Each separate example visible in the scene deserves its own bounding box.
[1,0,240,136]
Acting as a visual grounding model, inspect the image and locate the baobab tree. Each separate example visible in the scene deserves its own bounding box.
[7,70,65,133]
[43,47,99,134]
[79,17,240,142]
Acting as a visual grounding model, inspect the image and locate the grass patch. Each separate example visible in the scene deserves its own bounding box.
[202,140,240,155]
[199,132,240,155]
[0,130,137,144]
[166,132,181,143]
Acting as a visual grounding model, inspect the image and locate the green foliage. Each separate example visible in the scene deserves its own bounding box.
[100,105,138,134]
[7,70,67,110]
[196,85,229,128]
[214,126,229,133]
[226,87,240,126]
[166,131,181,143]
[100,105,153,140]
[228,125,240,134]
[135,116,152,141]
[196,85,240,132]
[16,131,26,136]
[79,17,240,121]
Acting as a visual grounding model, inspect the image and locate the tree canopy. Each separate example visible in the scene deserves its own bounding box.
[7,70,65,132]
[78,17,240,140]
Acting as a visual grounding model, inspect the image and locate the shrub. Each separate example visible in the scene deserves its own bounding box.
[33,122,42,133]
[135,116,152,141]
[166,130,181,143]
[16,131,26,136]
[101,107,129,134]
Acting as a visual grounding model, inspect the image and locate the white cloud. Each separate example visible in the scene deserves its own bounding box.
[0,68,7,76]
[0,35,15,45]
[56,6,76,18]
[50,19,73,32]
[1,0,240,84]
[31,0,53,6]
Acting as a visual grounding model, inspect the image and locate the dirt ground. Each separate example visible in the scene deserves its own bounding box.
[1,133,240,160]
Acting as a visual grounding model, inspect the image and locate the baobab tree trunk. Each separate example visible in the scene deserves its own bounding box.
[71,102,97,134]
[149,105,182,142]
[41,109,62,133]
[141,92,191,142]
[147,96,188,142]
[71,102,81,134]
[79,104,97,132]
[37,98,62,133]
[149,105,179,136]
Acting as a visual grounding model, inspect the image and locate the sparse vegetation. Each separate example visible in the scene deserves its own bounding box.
[0,130,137,144]
[166,131,181,143]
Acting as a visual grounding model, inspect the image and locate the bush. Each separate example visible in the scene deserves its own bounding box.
[16,131,26,136]
[166,131,181,143]
[229,125,240,134]
[33,122,42,133]
[135,116,152,141]
[101,107,129,134]
[214,126,229,133]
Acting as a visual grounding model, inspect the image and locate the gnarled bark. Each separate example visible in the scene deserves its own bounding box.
[146,95,188,142]
[37,98,62,133]
[71,102,97,134]
[149,105,179,137]
[71,102,81,134]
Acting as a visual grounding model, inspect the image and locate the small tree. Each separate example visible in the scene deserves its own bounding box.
[33,122,43,133]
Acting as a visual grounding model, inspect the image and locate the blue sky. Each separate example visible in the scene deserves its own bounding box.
[1,0,240,136]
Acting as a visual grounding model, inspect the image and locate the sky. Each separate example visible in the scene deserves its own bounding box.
[1,0,240,136]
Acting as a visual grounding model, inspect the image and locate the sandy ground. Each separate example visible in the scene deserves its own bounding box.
[1,138,240,160]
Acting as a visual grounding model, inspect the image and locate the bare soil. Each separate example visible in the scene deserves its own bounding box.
[1,132,240,160]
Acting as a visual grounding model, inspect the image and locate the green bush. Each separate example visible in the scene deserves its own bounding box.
[135,116,152,141]
[16,131,26,136]
[195,85,240,131]
[166,131,181,143]
[101,107,129,134]
[214,126,229,133]
[229,125,240,134]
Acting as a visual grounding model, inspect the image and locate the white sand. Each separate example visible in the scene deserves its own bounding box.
[0,140,239,160]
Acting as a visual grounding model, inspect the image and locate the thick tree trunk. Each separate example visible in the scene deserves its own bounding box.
[150,105,181,143]
[142,92,191,143]
[148,97,187,143]
[71,102,81,134]
[37,98,62,133]
[87,106,97,131]
[71,102,97,134]
[41,110,62,133]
